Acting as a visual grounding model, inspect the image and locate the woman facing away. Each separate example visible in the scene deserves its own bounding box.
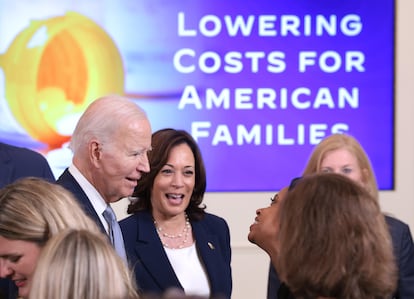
[0,177,102,298]
[266,133,414,299]
[29,229,139,299]
[120,128,232,299]
[249,172,397,299]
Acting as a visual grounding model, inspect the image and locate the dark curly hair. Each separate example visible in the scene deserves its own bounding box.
[127,128,206,220]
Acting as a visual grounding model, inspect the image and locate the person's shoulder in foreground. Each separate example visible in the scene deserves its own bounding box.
[29,229,139,299]
[0,142,54,185]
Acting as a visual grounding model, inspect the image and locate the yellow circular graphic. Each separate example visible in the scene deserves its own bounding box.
[1,12,124,148]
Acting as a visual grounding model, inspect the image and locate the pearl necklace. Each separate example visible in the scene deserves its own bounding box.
[154,213,191,249]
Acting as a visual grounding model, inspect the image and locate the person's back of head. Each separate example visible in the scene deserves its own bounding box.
[0,177,100,245]
[29,229,139,299]
[276,173,397,299]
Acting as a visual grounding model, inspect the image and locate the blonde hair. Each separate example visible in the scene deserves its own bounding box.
[302,133,378,199]
[277,173,397,299]
[0,177,100,244]
[29,229,139,299]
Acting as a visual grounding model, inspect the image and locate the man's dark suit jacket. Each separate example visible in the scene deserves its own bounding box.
[56,168,106,233]
[0,142,55,299]
[267,215,414,299]
[120,210,232,299]
[0,142,54,186]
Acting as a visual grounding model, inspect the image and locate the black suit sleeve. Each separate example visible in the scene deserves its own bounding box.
[395,222,414,298]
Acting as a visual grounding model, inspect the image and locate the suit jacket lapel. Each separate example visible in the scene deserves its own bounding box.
[57,169,106,233]
[135,212,182,290]
[192,220,223,294]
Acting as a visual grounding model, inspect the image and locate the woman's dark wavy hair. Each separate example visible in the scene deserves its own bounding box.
[127,128,207,220]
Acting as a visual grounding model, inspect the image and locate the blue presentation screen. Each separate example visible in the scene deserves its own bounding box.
[0,1,395,191]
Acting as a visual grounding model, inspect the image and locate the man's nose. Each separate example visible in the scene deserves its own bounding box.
[138,154,150,173]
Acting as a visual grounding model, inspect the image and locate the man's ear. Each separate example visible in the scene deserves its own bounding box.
[89,140,101,166]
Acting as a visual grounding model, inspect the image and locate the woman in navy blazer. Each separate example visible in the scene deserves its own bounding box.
[120,129,232,299]
[267,134,414,299]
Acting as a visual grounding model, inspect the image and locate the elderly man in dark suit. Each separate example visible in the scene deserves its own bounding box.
[56,95,152,261]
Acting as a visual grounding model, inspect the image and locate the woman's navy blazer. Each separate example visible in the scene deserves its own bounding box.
[120,210,232,299]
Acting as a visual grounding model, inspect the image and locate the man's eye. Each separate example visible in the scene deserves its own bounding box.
[133,148,151,157]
